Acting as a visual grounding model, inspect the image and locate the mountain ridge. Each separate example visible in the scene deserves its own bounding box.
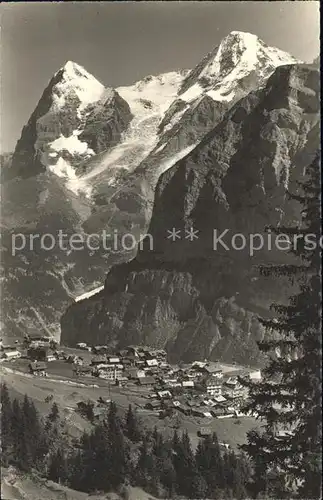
[2,31,318,357]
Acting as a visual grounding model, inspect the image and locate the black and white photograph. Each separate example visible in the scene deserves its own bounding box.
[0,2,321,499]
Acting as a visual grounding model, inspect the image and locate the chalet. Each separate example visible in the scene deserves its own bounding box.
[107,357,120,364]
[146,358,158,367]
[92,346,109,355]
[74,365,92,376]
[192,361,207,369]
[145,400,161,411]
[203,376,222,396]
[27,346,47,361]
[28,335,51,348]
[197,427,212,437]
[211,408,226,418]
[249,369,261,381]
[125,346,140,357]
[192,408,212,418]
[91,356,107,365]
[202,364,223,377]
[2,349,21,360]
[159,362,169,369]
[54,350,66,360]
[182,380,194,388]
[155,349,167,360]
[76,342,87,349]
[95,364,124,381]
[225,377,238,388]
[157,390,172,400]
[126,368,145,379]
[29,361,47,376]
[138,376,155,386]
[134,360,146,368]
[115,376,128,386]
[217,411,235,419]
[122,358,134,366]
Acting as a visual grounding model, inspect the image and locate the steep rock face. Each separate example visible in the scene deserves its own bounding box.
[134,31,300,186]
[1,70,186,342]
[61,64,320,365]
[9,62,132,180]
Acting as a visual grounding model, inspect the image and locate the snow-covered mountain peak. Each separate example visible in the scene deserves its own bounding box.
[178,31,300,103]
[51,61,105,113]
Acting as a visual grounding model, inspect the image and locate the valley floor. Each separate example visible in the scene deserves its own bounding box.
[1,350,262,450]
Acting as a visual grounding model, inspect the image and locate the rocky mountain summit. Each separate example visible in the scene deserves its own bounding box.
[8,61,132,181]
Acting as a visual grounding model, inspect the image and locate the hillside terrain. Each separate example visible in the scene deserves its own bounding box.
[1,32,319,365]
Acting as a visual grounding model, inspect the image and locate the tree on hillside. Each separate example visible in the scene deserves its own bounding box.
[242,152,322,498]
[172,430,197,498]
[125,404,141,442]
[195,433,224,497]
[0,383,12,465]
[48,446,68,484]
[107,402,129,489]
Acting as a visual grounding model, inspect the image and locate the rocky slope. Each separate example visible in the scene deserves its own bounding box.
[61,63,320,365]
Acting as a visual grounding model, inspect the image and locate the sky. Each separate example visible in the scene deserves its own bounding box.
[1,1,320,152]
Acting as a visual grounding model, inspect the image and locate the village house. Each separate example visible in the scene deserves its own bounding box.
[197,427,212,437]
[145,400,161,411]
[181,380,195,389]
[27,346,48,361]
[203,376,222,397]
[95,363,124,381]
[53,350,66,360]
[1,348,21,360]
[126,368,146,379]
[92,345,109,355]
[137,376,155,387]
[29,361,47,376]
[46,353,56,362]
[76,342,88,350]
[91,356,107,366]
[74,365,93,377]
[225,376,238,388]
[157,390,172,400]
[27,334,52,349]
[202,364,223,378]
[107,356,121,364]
[145,358,159,368]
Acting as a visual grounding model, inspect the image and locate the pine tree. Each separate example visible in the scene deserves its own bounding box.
[172,430,196,498]
[125,404,141,442]
[136,434,157,489]
[48,402,59,423]
[242,152,322,498]
[107,402,128,489]
[195,433,224,497]
[48,447,68,483]
[0,383,12,465]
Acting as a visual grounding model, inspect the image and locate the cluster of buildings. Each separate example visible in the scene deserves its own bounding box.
[73,345,261,420]
[74,345,168,383]
[1,335,262,420]
[141,361,261,419]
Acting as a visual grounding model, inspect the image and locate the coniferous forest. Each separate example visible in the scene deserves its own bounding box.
[0,383,252,499]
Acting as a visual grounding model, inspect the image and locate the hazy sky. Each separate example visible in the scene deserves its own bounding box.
[1,1,320,152]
